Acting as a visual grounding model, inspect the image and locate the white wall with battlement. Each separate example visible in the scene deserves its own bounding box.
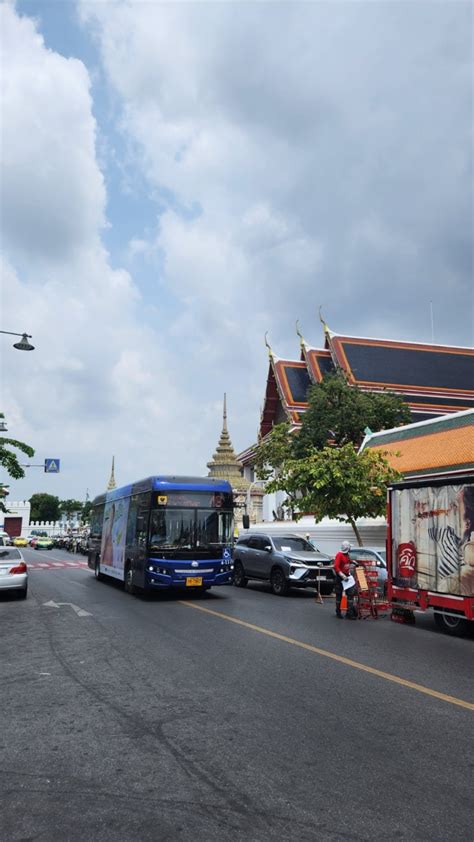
[0,502,80,537]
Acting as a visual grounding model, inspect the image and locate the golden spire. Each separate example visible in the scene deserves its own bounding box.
[107,456,117,490]
[223,391,228,433]
[207,395,250,491]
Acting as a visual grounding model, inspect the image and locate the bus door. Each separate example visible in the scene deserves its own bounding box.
[135,506,150,584]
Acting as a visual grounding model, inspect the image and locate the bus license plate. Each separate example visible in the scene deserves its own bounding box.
[186,577,203,587]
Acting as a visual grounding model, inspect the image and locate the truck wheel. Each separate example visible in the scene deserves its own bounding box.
[233,561,248,587]
[434,610,469,637]
[271,567,289,596]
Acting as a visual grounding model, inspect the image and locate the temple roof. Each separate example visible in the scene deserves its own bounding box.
[238,325,474,467]
[259,327,474,439]
[360,409,474,479]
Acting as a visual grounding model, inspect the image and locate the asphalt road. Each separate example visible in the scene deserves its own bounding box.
[1,546,473,841]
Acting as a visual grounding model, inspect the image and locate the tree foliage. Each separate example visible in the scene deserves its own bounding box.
[253,375,408,543]
[29,493,61,522]
[264,444,402,545]
[59,499,84,519]
[293,374,411,456]
[0,412,35,513]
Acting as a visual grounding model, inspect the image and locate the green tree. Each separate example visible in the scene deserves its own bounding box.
[0,412,35,513]
[254,376,410,477]
[81,500,93,523]
[264,444,402,545]
[30,493,60,522]
[293,374,411,456]
[59,499,84,521]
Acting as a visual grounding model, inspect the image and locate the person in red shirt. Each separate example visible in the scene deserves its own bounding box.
[334,540,357,619]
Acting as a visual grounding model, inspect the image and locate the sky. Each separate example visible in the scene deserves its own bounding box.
[1,0,473,506]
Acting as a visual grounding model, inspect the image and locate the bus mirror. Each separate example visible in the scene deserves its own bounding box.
[242,514,250,530]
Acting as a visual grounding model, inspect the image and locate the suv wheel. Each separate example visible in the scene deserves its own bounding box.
[271,567,289,596]
[233,560,248,588]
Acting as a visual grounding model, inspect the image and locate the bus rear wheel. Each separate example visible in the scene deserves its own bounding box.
[434,609,469,637]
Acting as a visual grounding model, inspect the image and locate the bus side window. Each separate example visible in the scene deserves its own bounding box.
[136,510,149,548]
[91,505,105,541]
[126,496,138,546]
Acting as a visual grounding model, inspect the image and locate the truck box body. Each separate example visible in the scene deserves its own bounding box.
[388,474,474,633]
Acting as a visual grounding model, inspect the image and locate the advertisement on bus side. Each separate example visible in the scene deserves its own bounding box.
[100,495,131,581]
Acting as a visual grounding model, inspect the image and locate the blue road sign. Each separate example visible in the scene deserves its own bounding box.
[44,459,60,473]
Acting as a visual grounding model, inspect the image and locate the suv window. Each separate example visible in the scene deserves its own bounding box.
[249,536,269,551]
[273,536,313,552]
[237,537,250,547]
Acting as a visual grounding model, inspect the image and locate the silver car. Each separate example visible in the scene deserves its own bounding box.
[0,547,28,598]
[349,547,387,595]
[233,533,336,596]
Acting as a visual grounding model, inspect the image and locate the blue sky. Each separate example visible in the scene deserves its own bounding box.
[2,0,473,505]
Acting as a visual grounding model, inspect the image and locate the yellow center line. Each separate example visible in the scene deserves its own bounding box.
[179,601,474,712]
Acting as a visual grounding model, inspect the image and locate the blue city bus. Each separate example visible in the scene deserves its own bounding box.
[88,476,234,594]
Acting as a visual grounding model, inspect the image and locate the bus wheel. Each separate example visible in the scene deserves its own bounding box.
[434,610,469,637]
[124,564,136,595]
[94,558,104,582]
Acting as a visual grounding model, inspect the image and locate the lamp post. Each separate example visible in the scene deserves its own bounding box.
[0,330,35,351]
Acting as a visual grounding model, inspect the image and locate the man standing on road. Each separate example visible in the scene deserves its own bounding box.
[334,541,357,619]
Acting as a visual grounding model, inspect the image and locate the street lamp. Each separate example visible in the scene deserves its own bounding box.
[0,330,35,351]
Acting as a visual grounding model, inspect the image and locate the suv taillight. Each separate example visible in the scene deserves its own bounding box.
[10,562,27,574]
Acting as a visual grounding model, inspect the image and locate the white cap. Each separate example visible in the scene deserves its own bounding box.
[341,541,352,552]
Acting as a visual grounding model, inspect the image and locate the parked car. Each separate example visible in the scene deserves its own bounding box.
[0,547,28,598]
[13,536,28,548]
[34,536,54,551]
[349,547,387,595]
[233,533,336,596]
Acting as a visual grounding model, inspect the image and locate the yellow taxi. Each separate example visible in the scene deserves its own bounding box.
[13,536,28,548]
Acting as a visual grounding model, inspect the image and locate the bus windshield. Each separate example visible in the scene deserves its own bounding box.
[149,508,233,551]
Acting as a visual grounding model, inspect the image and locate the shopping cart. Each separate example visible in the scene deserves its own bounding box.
[354,565,390,620]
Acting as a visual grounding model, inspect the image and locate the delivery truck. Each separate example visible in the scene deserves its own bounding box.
[387,473,474,636]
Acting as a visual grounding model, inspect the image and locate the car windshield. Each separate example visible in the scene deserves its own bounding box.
[378,550,386,562]
[0,548,22,560]
[272,536,314,552]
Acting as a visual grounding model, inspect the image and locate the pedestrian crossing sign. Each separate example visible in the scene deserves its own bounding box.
[44,459,60,473]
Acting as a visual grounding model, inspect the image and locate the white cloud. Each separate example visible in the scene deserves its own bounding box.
[1,4,224,503]
[2,1,472,505]
[80,0,472,351]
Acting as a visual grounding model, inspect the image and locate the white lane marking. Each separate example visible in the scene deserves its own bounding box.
[43,600,92,617]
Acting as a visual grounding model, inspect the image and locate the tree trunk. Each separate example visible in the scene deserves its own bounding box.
[348,516,363,546]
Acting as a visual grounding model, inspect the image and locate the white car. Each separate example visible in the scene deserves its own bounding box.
[0,547,28,598]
